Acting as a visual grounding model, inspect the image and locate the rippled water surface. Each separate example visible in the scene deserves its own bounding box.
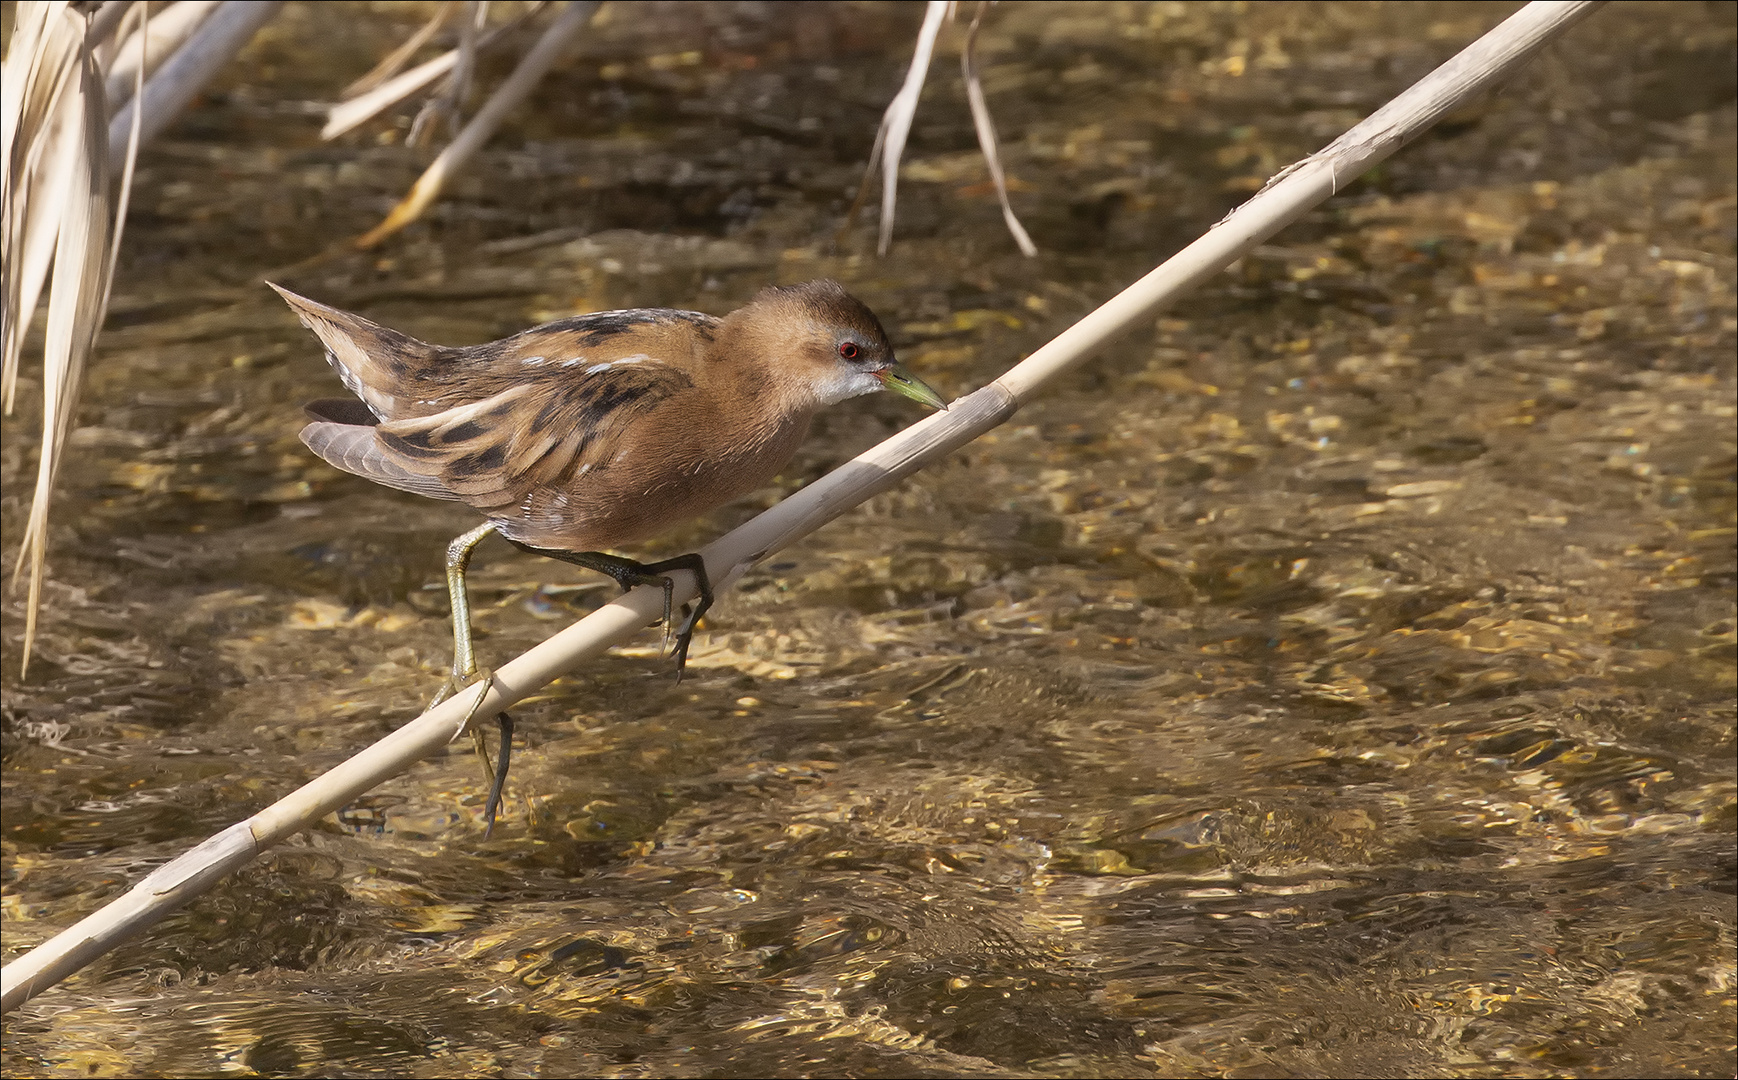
[3,2,1734,1076]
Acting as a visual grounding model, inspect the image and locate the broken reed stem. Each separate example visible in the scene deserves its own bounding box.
[354,0,598,249]
[0,0,1606,1014]
[323,3,545,141]
[961,1,1036,257]
[325,45,461,141]
[341,0,456,100]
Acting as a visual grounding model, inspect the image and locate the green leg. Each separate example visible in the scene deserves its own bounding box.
[431,520,501,704]
[428,520,514,836]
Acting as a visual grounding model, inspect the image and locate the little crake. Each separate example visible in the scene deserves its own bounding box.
[273,280,946,834]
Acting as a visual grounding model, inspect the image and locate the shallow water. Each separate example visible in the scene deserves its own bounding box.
[2,2,1734,1077]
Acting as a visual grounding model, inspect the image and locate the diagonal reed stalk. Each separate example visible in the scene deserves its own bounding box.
[354,0,598,248]
[322,2,546,141]
[105,0,282,161]
[0,0,1606,1014]
[102,0,220,115]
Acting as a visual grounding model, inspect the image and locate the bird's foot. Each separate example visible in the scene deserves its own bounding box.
[504,543,715,684]
[638,554,713,683]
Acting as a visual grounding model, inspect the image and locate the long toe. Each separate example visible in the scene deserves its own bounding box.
[670,611,701,681]
[481,711,514,839]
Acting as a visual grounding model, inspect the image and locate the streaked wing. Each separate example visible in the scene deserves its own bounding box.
[436,309,719,391]
[373,361,696,512]
[484,307,717,356]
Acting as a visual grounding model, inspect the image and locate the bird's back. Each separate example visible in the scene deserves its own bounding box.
[272,284,722,420]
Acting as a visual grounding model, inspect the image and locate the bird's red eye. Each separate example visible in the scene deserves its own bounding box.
[838,342,860,360]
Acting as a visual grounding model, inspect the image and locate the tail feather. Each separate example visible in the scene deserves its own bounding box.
[269,282,436,421]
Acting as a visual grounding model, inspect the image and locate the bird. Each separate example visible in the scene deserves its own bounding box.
[271,279,947,836]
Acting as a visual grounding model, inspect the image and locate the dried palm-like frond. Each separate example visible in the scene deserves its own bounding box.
[4,0,276,675]
[3,1,85,415]
[4,4,115,676]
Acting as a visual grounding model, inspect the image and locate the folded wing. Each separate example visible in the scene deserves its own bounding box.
[305,361,696,517]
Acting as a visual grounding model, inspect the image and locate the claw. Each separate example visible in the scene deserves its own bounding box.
[668,602,699,681]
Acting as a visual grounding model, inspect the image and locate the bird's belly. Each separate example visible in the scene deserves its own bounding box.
[495,435,797,554]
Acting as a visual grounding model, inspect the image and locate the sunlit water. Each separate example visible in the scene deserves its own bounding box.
[3,2,1734,1077]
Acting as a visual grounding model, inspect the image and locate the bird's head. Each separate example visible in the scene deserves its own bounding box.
[731,279,947,413]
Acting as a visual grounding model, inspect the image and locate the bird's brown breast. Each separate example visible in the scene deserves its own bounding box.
[502,403,812,551]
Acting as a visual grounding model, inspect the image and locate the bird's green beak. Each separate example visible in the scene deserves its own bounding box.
[874,361,949,411]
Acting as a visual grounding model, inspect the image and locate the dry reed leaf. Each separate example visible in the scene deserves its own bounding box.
[841,2,1031,257]
[355,0,598,248]
[105,4,147,315]
[871,0,949,256]
[323,2,545,142]
[2,1,83,415]
[342,0,455,99]
[326,46,461,140]
[961,2,1035,256]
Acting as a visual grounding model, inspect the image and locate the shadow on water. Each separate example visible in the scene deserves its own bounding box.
[2,2,1734,1076]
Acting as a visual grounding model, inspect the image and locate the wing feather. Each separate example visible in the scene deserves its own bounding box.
[371,362,696,513]
[300,421,463,501]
